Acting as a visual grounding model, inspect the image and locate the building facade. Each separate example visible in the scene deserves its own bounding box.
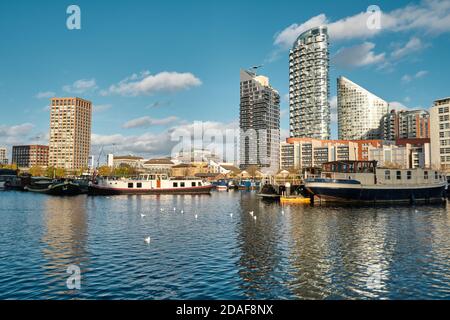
[142,158,174,174]
[239,69,280,173]
[11,145,49,168]
[0,147,7,165]
[337,76,388,140]
[289,26,330,139]
[280,137,383,170]
[113,155,144,168]
[430,97,450,170]
[381,109,430,140]
[48,97,92,171]
[368,140,430,169]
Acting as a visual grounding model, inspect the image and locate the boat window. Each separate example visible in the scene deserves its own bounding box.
[407,171,412,180]
[137,183,142,188]
[385,170,390,180]
[128,183,133,188]
[173,182,178,187]
[191,182,196,187]
[424,171,428,179]
[199,182,202,186]
[181,182,185,187]
[396,171,401,180]
[435,172,438,179]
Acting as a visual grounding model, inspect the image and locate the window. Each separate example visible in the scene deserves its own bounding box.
[181,182,185,187]
[407,171,412,180]
[173,182,178,187]
[424,171,428,180]
[396,171,401,180]
[198,182,202,186]
[385,170,391,180]
[192,182,196,187]
[435,171,438,180]
[128,183,134,188]
[137,183,142,188]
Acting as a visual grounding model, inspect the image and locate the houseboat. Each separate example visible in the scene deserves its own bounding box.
[88,173,213,196]
[25,178,85,196]
[304,161,447,204]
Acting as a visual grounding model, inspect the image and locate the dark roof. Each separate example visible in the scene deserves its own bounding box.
[144,158,174,165]
[172,163,194,168]
[195,173,222,178]
[114,155,143,160]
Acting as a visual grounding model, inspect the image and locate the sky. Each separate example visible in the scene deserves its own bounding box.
[1,0,450,161]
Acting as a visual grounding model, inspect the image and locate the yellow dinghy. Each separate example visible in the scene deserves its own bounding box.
[280,196,311,204]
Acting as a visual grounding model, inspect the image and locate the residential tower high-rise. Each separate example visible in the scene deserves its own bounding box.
[337,76,389,140]
[289,26,330,140]
[0,146,7,165]
[430,97,450,170]
[48,97,92,171]
[381,109,430,140]
[239,69,280,173]
[12,145,49,168]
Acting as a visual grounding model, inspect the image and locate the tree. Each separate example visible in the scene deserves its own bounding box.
[29,166,44,177]
[45,166,66,178]
[97,166,112,177]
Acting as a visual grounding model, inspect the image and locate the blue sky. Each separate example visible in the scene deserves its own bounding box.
[1,0,450,159]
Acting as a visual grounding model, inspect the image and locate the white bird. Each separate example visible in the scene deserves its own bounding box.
[173,207,177,211]
[249,211,254,216]
[140,214,146,218]
[181,210,184,214]
[195,214,198,220]
[253,216,257,221]
[230,213,233,218]
[144,237,151,244]
[160,208,164,212]
[281,210,285,215]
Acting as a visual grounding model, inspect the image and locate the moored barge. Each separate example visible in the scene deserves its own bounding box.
[305,161,447,204]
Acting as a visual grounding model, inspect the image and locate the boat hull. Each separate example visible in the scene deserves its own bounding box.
[0,181,4,190]
[88,185,214,196]
[305,182,447,204]
[26,182,85,196]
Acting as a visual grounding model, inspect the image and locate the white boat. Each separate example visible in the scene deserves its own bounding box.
[88,173,213,195]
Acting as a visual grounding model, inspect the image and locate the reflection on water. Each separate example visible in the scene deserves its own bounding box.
[0,191,449,299]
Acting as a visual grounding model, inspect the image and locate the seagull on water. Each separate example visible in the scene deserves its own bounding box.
[140,213,146,218]
[249,211,254,216]
[173,207,177,211]
[144,237,151,244]
[253,216,257,221]
[230,213,233,218]
[181,210,184,214]
[195,214,198,220]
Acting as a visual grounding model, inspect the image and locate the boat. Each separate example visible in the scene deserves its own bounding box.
[25,178,85,196]
[0,181,4,190]
[214,179,228,191]
[257,184,280,200]
[88,173,213,196]
[0,169,19,190]
[305,161,447,204]
[280,196,311,204]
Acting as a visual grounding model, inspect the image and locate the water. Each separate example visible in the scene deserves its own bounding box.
[0,190,450,300]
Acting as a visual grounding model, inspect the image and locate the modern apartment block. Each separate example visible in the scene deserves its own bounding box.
[280,137,383,170]
[430,97,450,170]
[48,97,92,171]
[0,147,8,165]
[11,145,49,168]
[368,139,430,169]
[381,109,430,140]
[337,76,388,140]
[289,26,330,140]
[240,69,280,173]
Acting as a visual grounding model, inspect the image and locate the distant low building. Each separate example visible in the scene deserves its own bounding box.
[12,145,49,168]
[113,155,144,168]
[143,158,174,174]
[0,147,7,165]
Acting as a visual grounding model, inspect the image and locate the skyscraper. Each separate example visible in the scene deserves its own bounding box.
[337,76,388,140]
[239,69,280,173]
[48,97,92,171]
[289,26,330,140]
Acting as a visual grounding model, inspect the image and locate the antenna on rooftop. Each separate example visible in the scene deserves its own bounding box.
[250,65,263,75]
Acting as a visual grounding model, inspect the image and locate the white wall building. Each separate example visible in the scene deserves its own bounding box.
[368,143,431,169]
[430,97,450,171]
[289,26,330,139]
[337,76,389,140]
[0,147,7,165]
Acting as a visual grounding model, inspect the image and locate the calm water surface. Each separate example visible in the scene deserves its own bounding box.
[0,190,449,300]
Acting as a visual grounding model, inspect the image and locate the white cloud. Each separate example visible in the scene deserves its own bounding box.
[389,101,409,111]
[329,96,338,123]
[273,0,450,48]
[35,91,55,99]
[391,37,427,59]
[333,42,385,68]
[93,104,112,112]
[63,79,98,94]
[122,116,179,129]
[401,70,429,83]
[0,123,35,148]
[103,71,202,96]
